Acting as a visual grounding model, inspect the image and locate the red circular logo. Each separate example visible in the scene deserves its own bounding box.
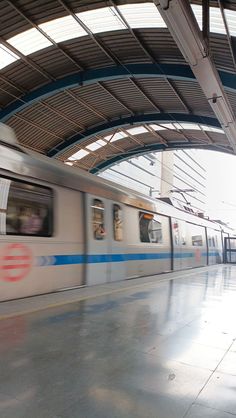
[1,243,32,282]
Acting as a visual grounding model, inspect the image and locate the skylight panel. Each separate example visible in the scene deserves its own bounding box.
[118,3,166,29]
[172,123,183,130]
[200,125,224,134]
[39,15,86,43]
[104,132,127,142]
[149,124,166,131]
[77,7,125,34]
[160,123,176,130]
[225,10,236,37]
[68,149,90,160]
[192,5,226,35]
[86,139,106,151]
[8,28,52,55]
[210,7,226,35]
[0,44,19,69]
[179,123,201,130]
[127,126,148,135]
[191,4,202,30]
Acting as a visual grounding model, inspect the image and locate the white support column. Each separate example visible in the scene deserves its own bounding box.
[160,151,174,197]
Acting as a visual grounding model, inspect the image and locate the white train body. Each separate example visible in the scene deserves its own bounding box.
[0,127,229,301]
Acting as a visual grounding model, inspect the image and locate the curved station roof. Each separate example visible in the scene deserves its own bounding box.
[1,0,236,172]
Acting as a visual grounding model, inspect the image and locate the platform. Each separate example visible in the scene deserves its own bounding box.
[0,265,236,417]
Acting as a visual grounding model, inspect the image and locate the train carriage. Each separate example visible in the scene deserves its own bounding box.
[0,124,230,301]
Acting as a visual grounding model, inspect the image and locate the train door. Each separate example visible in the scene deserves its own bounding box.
[85,194,110,285]
[172,218,181,270]
[172,218,186,270]
[222,231,229,262]
[108,201,126,282]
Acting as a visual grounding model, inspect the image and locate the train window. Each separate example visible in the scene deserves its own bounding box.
[92,199,105,240]
[139,212,163,243]
[113,204,123,241]
[190,224,204,246]
[0,177,52,236]
[173,219,186,245]
[208,231,218,247]
[192,235,203,246]
[181,222,187,245]
[173,220,180,245]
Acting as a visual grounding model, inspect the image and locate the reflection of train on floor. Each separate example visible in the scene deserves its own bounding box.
[0,124,231,301]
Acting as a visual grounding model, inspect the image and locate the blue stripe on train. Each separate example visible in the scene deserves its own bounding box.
[37,251,219,267]
[37,251,220,266]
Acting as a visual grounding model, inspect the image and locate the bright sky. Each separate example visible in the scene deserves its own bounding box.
[197,150,236,229]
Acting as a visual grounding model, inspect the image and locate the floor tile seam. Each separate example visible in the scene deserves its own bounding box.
[0,268,214,321]
[210,369,236,378]
[143,352,218,372]
[149,337,231,352]
[182,339,236,418]
[194,401,236,416]
[161,334,235,351]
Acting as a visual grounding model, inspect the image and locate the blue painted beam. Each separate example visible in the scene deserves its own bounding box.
[47,113,222,158]
[1,63,236,122]
[91,142,231,174]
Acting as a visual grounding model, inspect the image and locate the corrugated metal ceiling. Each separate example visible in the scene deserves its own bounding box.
[1,0,236,171]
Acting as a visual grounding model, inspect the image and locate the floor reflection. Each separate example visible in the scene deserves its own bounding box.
[0,265,236,417]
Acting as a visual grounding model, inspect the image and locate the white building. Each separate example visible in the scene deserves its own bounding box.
[99,149,206,214]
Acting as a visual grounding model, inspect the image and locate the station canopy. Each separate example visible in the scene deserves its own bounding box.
[1,0,236,173]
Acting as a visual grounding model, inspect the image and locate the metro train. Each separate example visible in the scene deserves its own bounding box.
[0,124,231,302]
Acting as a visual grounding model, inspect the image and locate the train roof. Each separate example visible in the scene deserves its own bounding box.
[0,139,230,233]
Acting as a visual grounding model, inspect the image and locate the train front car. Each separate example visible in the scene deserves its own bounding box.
[0,124,85,301]
[0,124,227,302]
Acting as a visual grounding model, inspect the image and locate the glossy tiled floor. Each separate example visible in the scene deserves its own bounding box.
[1,265,236,417]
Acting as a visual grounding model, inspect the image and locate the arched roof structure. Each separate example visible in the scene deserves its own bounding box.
[1,0,236,172]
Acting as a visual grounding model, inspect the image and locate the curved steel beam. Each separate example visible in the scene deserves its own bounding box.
[47,113,222,157]
[1,63,236,122]
[91,142,231,174]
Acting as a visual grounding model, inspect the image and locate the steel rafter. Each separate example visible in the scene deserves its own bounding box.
[65,89,108,121]
[157,0,236,152]
[144,123,167,145]
[40,100,84,131]
[0,37,54,81]
[128,77,162,112]
[121,128,144,146]
[91,141,231,174]
[57,0,118,66]
[0,73,26,94]
[218,0,236,73]
[14,114,62,140]
[110,0,190,113]
[57,1,167,115]
[97,81,134,115]
[2,63,236,123]
[199,125,214,144]
[47,113,222,157]
[0,64,197,121]
[6,0,85,71]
